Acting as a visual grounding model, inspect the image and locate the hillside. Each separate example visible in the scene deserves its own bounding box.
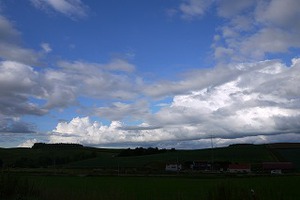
[0,143,299,172]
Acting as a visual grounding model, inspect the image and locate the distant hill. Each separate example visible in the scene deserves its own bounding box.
[265,143,300,170]
[32,143,84,149]
[0,143,299,172]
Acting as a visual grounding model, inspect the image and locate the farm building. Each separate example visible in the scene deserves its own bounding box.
[165,164,182,172]
[262,162,294,173]
[191,161,211,170]
[228,164,251,173]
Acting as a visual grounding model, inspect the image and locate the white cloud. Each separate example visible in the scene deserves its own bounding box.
[31,0,89,20]
[0,57,140,117]
[51,59,139,102]
[216,0,254,18]
[0,61,47,117]
[41,43,52,53]
[173,0,300,62]
[104,58,135,73]
[212,0,300,62]
[50,117,171,145]
[50,59,300,147]
[179,0,213,19]
[144,64,242,98]
[18,139,37,148]
[255,0,300,29]
[150,59,300,138]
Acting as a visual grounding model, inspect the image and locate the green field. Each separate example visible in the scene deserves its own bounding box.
[1,143,300,174]
[1,143,300,199]
[1,174,299,200]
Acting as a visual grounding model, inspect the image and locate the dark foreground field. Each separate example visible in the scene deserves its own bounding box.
[1,143,300,199]
[1,173,300,200]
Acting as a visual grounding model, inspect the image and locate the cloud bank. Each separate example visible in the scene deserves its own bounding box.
[51,58,300,147]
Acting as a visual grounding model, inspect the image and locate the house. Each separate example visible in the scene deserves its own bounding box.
[191,161,211,171]
[262,162,294,173]
[165,164,182,172]
[228,164,251,173]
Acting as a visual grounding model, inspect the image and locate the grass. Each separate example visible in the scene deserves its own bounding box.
[0,144,290,170]
[1,143,299,199]
[67,145,276,170]
[276,149,300,170]
[0,173,40,200]
[2,173,299,200]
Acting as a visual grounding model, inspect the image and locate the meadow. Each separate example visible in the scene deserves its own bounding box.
[1,173,300,200]
[1,143,300,199]
[2,143,299,171]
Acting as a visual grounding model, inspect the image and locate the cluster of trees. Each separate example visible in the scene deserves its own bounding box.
[32,143,84,149]
[118,147,175,157]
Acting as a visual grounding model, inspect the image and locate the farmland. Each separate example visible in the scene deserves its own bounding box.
[1,173,300,200]
[0,143,300,199]
[0,143,285,171]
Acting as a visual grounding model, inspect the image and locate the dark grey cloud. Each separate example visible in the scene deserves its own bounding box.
[120,125,162,131]
[0,118,36,134]
[274,115,300,133]
[94,100,150,121]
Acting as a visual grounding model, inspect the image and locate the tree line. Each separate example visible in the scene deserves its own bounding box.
[32,143,84,150]
[118,147,175,157]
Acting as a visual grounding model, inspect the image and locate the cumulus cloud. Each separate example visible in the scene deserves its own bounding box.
[50,117,168,145]
[50,59,300,147]
[18,139,39,148]
[30,0,89,20]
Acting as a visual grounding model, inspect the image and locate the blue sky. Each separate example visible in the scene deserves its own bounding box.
[0,0,300,148]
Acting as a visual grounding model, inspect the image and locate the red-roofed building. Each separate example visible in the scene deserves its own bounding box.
[262,162,294,174]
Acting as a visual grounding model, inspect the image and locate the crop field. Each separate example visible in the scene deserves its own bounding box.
[1,173,299,200]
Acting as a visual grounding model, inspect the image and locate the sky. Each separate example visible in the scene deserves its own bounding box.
[0,0,300,149]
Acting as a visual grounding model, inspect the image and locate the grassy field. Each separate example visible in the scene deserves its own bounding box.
[0,143,299,172]
[1,144,300,199]
[1,173,300,200]
[67,144,276,170]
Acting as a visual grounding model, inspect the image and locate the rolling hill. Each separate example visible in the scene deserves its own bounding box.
[0,143,299,172]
